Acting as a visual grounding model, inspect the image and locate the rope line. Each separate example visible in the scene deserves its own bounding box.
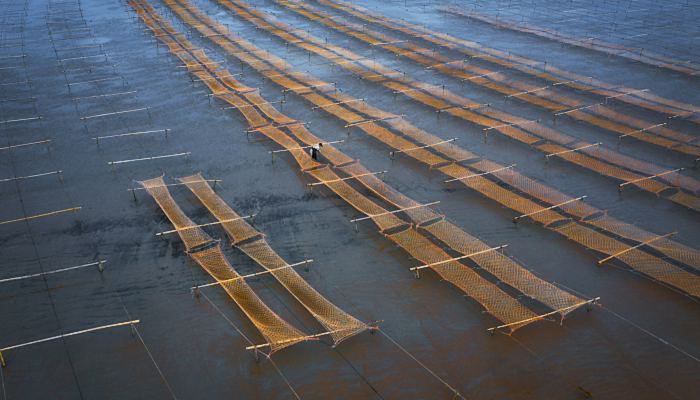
[199,292,302,400]
[378,329,465,399]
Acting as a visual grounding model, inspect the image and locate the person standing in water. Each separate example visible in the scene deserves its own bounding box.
[310,142,323,160]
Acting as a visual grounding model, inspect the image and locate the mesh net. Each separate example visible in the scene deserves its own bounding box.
[179,174,369,345]
[182,0,700,295]
[386,228,539,332]
[587,215,700,270]
[555,223,700,297]
[139,176,212,251]
[443,7,700,76]
[283,0,700,156]
[136,175,308,353]
[139,0,696,328]
[153,0,585,330]
[178,173,260,244]
[238,239,369,345]
[422,219,585,315]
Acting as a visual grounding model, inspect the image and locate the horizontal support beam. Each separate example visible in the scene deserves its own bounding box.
[93,128,169,142]
[0,207,81,226]
[0,116,42,125]
[73,90,137,101]
[194,259,314,290]
[483,119,539,132]
[0,139,51,151]
[0,260,106,284]
[156,215,254,236]
[308,170,387,187]
[80,107,149,120]
[351,201,440,223]
[0,320,139,353]
[545,142,602,159]
[0,170,62,183]
[132,179,221,192]
[487,297,600,333]
[108,152,189,166]
[444,164,515,183]
[513,196,587,223]
[618,123,668,140]
[619,168,683,190]
[390,138,457,157]
[598,233,676,265]
[312,98,365,110]
[345,115,403,128]
[410,245,508,277]
[270,140,344,154]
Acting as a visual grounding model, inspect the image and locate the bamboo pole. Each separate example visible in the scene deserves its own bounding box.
[0,320,140,355]
[0,260,106,284]
[132,179,220,192]
[390,138,458,157]
[108,152,190,166]
[351,201,440,223]
[193,259,313,290]
[444,164,515,183]
[155,215,255,236]
[344,115,403,128]
[0,170,62,184]
[598,233,676,265]
[618,123,668,140]
[618,168,683,190]
[308,170,387,187]
[487,297,600,333]
[410,245,508,278]
[0,207,81,226]
[483,119,539,132]
[513,196,587,223]
[545,142,601,160]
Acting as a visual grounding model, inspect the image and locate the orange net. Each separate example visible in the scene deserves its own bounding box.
[443,7,700,76]
[147,0,594,331]
[320,0,700,125]
[587,215,700,271]
[386,228,540,332]
[179,174,370,345]
[281,0,700,157]
[555,223,700,297]
[422,219,585,315]
[162,0,700,289]
[136,175,308,353]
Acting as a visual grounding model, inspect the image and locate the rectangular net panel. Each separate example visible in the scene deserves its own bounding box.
[554,223,700,297]
[179,173,260,244]
[189,245,309,353]
[438,164,569,226]
[590,147,700,194]
[587,215,700,270]
[308,166,408,232]
[473,159,599,219]
[537,143,671,194]
[139,176,213,251]
[340,162,441,226]
[238,239,369,345]
[287,125,355,166]
[666,191,700,212]
[243,91,296,125]
[179,174,370,345]
[387,228,539,332]
[423,219,585,315]
[134,174,307,353]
